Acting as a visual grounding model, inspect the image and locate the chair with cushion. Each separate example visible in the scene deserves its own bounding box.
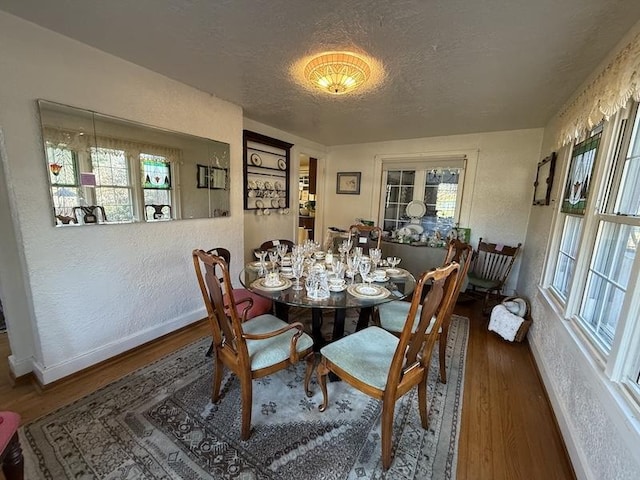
[258,239,295,252]
[316,262,460,470]
[467,238,521,314]
[376,239,473,383]
[348,223,382,254]
[207,247,272,320]
[192,249,314,440]
[0,411,24,480]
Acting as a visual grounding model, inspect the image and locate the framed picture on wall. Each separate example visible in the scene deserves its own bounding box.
[532,152,556,205]
[336,172,361,194]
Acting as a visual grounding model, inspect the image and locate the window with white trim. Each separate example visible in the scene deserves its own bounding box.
[544,102,640,407]
[379,156,466,239]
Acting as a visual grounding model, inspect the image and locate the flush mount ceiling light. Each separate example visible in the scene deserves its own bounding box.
[304,52,372,95]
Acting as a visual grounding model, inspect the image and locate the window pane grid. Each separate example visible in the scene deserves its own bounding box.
[552,215,583,299]
[91,147,133,222]
[578,222,638,352]
[383,169,416,231]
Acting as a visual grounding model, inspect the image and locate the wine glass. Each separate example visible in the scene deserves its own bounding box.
[358,258,372,286]
[369,248,382,270]
[276,243,288,263]
[291,258,304,290]
[387,256,401,270]
[254,250,267,275]
[268,251,279,269]
[346,254,361,285]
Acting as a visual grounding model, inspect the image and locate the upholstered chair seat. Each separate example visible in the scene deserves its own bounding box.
[244,314,314,370]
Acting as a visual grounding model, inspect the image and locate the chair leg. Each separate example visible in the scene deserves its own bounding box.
[316,359,330,412]
[418,379,429,430]
[438,325,449,384]
[211,356,224,402]
[303,352,315,397]
[240,376,253,440]
[2,433,24,480]
[381,400,395,470]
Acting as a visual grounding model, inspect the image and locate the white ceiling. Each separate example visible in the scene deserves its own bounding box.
[2,0,640,146]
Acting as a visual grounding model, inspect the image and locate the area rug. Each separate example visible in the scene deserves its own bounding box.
[21,314,469,479]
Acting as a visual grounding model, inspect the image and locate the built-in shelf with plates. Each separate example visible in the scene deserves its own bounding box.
[243,130,293,213]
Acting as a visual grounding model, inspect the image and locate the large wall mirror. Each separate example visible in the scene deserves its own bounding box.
[37,100,230,226]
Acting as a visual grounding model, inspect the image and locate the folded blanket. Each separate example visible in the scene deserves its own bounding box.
[488,304,524,342]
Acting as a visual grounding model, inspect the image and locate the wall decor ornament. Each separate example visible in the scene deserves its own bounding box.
[561,133,601,215]
[336,172,361,194]
[532,152,557,206]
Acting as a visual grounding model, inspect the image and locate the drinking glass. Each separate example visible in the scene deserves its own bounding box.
[291,258,304,290]
[387,256,401,269]
[276,243,288,262]
[358,258,372,286]
[346,254,361,285]
[254,250,267,275]
[370,248,382,270]
[268,251,279,269]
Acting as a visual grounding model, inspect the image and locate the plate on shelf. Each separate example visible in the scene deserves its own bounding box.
[347,283,390,300]
[248,180,257,189]
[405,200,427,218]
[406,224,424,235]
[255,199,265,209]
[251,277,292,291]
[277,158,287,170]
[250,153,262,166]
[271,199,279,208]
[278,198,286,208]
[274,181,283,190]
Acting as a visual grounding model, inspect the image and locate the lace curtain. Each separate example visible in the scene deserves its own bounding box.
[558,31,640,147]
[43,126,182,163]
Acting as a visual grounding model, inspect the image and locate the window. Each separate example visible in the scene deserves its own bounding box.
[141,154,172,220]
[380,157,465,239]
[46,145,81,220]
[91,147,134,222]
[544,102,640,408]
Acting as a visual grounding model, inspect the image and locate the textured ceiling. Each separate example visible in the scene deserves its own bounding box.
[2,0,640,146]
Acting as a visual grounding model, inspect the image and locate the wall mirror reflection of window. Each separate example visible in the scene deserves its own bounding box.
[38,100,231,226]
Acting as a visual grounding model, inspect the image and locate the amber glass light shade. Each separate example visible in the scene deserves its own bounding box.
[304,52,371,95]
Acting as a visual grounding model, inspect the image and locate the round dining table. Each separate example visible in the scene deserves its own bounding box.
[240,266,417,348]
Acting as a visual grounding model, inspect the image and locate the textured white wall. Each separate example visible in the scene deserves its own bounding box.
[323,129,544,295]
[516,21,640,480]
[0,12,244,383]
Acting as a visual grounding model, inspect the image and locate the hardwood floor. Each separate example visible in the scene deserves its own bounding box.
[0,301,575,479]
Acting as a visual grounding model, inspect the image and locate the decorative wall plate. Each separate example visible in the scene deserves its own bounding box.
[277,158,287,170]
[405,200,427,218]
[250,153,262,166]
[255,199,264,208]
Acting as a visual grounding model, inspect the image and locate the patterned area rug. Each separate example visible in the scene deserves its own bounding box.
[21,314,469,479]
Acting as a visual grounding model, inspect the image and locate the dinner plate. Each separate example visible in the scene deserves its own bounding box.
[405,200,427,218]
[251,277,292,291]
[274,181,283,190]
[347,283,390,300]
[250,153,262,166]
[271,199,279,208]
[386,268,409,277]
[277,158,287,170]
[255,199,265,209]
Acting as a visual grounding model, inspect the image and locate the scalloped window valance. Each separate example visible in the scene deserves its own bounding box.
[558,31,640,147]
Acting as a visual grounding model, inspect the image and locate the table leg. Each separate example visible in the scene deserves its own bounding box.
[332,309,346,340]
[356,306,373,331]
[311,308,325,351]
[275,302,289,321]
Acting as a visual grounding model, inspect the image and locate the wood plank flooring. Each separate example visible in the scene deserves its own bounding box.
[0,301,575,479]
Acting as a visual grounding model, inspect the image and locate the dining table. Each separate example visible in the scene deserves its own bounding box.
[240,263,417,349]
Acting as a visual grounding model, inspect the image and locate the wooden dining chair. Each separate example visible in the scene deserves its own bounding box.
[316,262,459,470]
[192,249,315,440]
[258,239,295,252]
[375,239,473,383]
[348,223,382,254]
[203,247,273,357]
[467,238,521,314]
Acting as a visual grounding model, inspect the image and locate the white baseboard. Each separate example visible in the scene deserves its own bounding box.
[8,353,35,378]
[528,338,592,480]
[31,308,206,385]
